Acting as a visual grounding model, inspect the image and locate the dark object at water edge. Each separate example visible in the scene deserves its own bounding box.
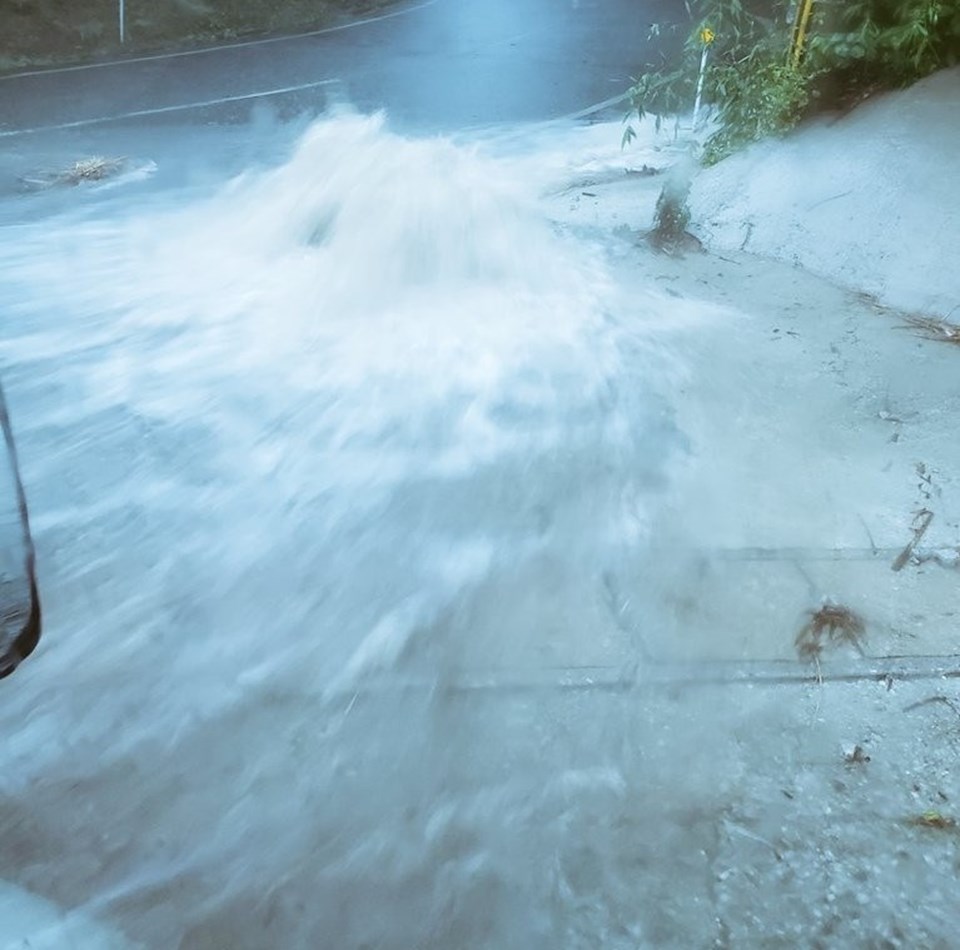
[0,380,41,680]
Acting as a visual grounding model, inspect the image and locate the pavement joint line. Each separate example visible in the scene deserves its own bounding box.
[710,547,910,562]
[332,655,960,697]
[0,79,341,138]
[0,0,441,81]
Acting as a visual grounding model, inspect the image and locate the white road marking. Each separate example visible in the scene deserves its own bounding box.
[461,91,631,143]
[557,91,631,122]
[0,79,340,137]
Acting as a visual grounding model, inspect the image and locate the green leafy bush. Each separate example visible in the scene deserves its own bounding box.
[625,0,812,164]
[625,0,960,165]
[700,51,812,164]
[807,0,960,98]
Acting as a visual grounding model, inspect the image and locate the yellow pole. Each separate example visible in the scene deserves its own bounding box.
[791,0,815,67]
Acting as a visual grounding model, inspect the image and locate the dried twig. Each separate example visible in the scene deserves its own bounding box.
[899,314,960,346]
[795,603,867,662]
[56,156,125,185]
[905,811,957,830]
[722,820,783,861]
[903,695,960,719]
[892,508,934,572]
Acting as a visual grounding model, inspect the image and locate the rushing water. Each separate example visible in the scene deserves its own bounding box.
[3,111,959,950]
[0,113,701,947]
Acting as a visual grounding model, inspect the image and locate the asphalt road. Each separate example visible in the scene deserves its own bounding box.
[0,0,688,135]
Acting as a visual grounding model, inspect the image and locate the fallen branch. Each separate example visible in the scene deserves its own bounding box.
[892,508,934,572]
[903,695,960,719]
[899,314,960,347]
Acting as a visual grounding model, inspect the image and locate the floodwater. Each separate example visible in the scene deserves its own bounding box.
[0,111,694,947]
[1,110,958,949]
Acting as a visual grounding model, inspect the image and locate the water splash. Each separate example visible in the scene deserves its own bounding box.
[0,112,687,948]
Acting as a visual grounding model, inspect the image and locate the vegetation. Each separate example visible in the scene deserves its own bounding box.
[794,603,867,662]
[808,0,960,90]
[58,157,126,184]
[624,0,960,165]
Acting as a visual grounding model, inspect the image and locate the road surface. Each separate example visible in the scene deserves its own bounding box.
[0,0,686,135]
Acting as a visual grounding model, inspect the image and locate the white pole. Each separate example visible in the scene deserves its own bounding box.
[692,46,708,129]
[119,0,125,44]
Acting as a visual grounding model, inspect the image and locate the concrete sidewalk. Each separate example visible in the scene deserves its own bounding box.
[544,66,959,676]
[519,70,960,942]
[689,66,960,321]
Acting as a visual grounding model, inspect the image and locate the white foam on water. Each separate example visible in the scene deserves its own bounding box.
[0,879,138,949]
[0,111,700,947]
